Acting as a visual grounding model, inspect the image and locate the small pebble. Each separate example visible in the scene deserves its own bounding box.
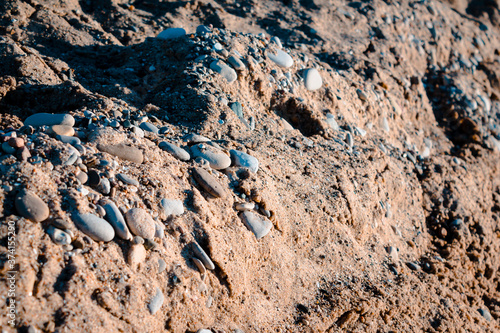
[157,27,186,40]
[235,202,255,211]
[128,243,146,270]
[160,198,184,217]
[356,89,367,101]
[51,218,71,230]
[239,211,273,239]
[478,308,492,321]
[192,257,206,275]
[192,167,226,198]
[24,113,75,127]
[49,125,74,137]
[228,55,246,71]
[229,149,259,173]
[72,212,115,242]
[303,68,322,91]
[406,262,421,271]
[47,226,72,245]
[159,141,190,161]
[191,144,231,170]
[183,133,211,144]
[8,137,24,149]
[139,122,159,134]
[192,242,215,270]
[97,177,111,195]
[56,135,81,146]
[117,173,140,186]
[103,201,133,240]
[97,143,143,163]
[125,208,156,239]
[148,288,164,315]
[268,49,294,68]
[158,258,167,273]
[2,142,16,154]
[87,169,101,186]
[196,25,211,34]
[197,330,212,333]
[210,60,237,83]
[15,189,50,222]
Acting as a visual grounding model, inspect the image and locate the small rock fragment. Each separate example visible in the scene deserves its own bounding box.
[229,150,259,173]
[128,243,146,270]
[160,199,184,217]
[239,211,273,239]
[47,226,72,245]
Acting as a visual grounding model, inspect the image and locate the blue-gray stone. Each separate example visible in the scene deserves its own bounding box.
[72,212,115,242]
[230,102,243,118]
[148,288,164,314]
[196,25,211,34]
[229,150,259,173]
[56,135,81,146]
[210,60,237,83]
[159,141,190,161]
[24,113,75,127]
[239,211,272,239]
[102,201,132,240]
[139,122,159,134]
[157,28,186,40]
[117,173,140,186]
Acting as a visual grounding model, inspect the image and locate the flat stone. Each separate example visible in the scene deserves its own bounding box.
[128,244,146,270]
[103,201,132,240]
[267,49,293,68]
[192,257,206,275]
[160,198,184,217]
[148,288,164,314]
[197,330,212,333]
[229,150,259,173]
[47,226,72,245]
[159,141,190,161]
[24,113,75,127]
[196,25,211,34]
[230,102,243,118]
[15,190,50,222]
[2,142,16,154]
[139,122,159,134]
[72,212,115,242]
[56,135,81,146]
[125,208,156,239]
[228,55,246,71]
[192,242,215,270]
[356,89,367,101]
[303,68,322,91]
[478,308,492,321]
[210,60,237,83]
[157,27,186,40]
[192,167,225,198]
[97,177,111,195]
[116,173,140,186]
[183,133,211,144]
[48,125,74,137]
[239,211,272,239]
[235,202,255,211]
[191,144,231,170]
[158,258,167,273]
[97,143,143,163]
[325,113,339,131]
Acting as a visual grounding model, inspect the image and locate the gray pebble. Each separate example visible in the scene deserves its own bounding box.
[159,141,190,161]
[267,49,293,68]
[196,25,211,34]
[72,212,115,242]
[228,55,246,71]
[15,189,50,222]
[97,177,111,195]
[24,113,75,127]
[192,167,226,198]
[229,150,259,173]
[2,142,16,154]
[155,221,165,239]
[239,211,273,239]
[190,144,231,170]
[125,208,156,239]
[132,126,144,138]
[139,122,159,134]
[478,308,492,321]
[97,143,143,163]
[56,135,81,146]
[157,27,186,40]
[197,330,212,333]
[210,60,237,83]
[230,102,244,118]
[160,198,184,217]
[303,68,322,91]
[192,242,215,270]
[356,89,367,101]
[117,173,140,186]
[51,218,71,230]
[406,262,421,271]
[148,288,164,314]
[63,152,79,166]
[183,133,211,144]
[158,258,167,273]
[103,201,132,240]
[270,36,282,49]
[47,226,72,245]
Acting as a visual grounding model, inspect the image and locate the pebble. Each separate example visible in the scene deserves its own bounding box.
[159,141,190,161]
[239,211,273,239]
[132,126,144,138]
[228,55,246,71]
[15,190,50,222]
[192,257,206,275]
[210,60,237,83]
[230,102,244,118]
[56,135,81,146]
[47,226,72,245]
[157,27,186,40]
[235,202,255,211]
[267,49,294,68]
[229,149,259,173]
[345,132,353,148]
[160,198,184,217]
[102,201,133,240]
[72,212,115,242]
[356,89,367,101]
[183,133,211,144]
[117,173,140,186]
[271,36,282,49]
[8,137,24,148]
[87,169,101,186]
[303,68,322,91]
[192,167,226,198]
[97,177,111,195]
[139,122,159,134]
[154,221,165,239]
[406,262,421,271]
[190,144,231,170]
[197,330,212,333]
[158,258,167,273]
[2,142,16,154]
[148,288,164,315]
[18,146,31,161]
[97,143,143,163]
[128,243,146,270]
[381,117,390,132]
[196,25,211,34]
[63,152,79,166]
[49,125,75,137]
[51,218,71,230]
[192,242,215,270]
[478,308,492,321]
[125,208,156,239]
[24,113,75,127]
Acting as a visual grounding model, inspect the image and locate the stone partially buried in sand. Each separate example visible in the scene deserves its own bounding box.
[190,143,231,170]
[192,242,215,270]
[72,212,115,242]
[15,190,50,222]
[303,68,322,91]
[125,208,156,239]
[267,49,294,68]
[24,113,75,127]
[229,149,259,173]
[102,201,132,240]
[160,199,184,217]
[210,60,237,83]
[157,27,186,40]
[148,288,164,315]
[192,167,226,198]
[159,141,190,161]
[239,211,273,239]
[97,143,143,163]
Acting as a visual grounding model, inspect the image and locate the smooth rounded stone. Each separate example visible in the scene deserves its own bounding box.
[267,49,293,68]
[325,113,339,131]
[8,137,24,148]
[56,135,81,146]
[191,144,231,170]
[303,68,322,91]
[196,25,211,34]
[15,190,50,222]
[210,60,237,83]
[131,126,144,138]
[154,221,165,239]
[47,226,71,245]
[406,262,421,271]
[103,201,132,240]
[72,212,115,242]
[139,122,159,134]
[229,150,259,173]
[2,141,16,154]
[97,177,111,195]
[87,169,101,186]
[380,117,390,132]
[239,211,272,239]
[158,258,167,273]
[213,42,224,52]
[183,133,210,144]
[157,27,186,40]
[144,238,158,251]
[192,257,206,275]
[192,242,215,270]
[63,152,79,166]
[148,288,164,315]
[228,55,246,71]
[24,113,75,127]
[159,141,190,161]
[97,143,143,163]
[478,308,492,321]
[235,202,255,211]
[117,173,140,186]
[51,218,71,230]
[197,329,212,333]
[271,36,282,49]
[356,89,367,101]
[160,198,184,217]
[49,125,75,137]
[125,208,156,239]
[192,167,226,198]
[128,244,146,270]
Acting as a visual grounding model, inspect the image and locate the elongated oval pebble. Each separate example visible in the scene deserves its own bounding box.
[303,68,322,91]
[24,113,75,127]
[229,150,259,173]
[72,212,115,242]
[192,257,206,275]
[268,49,293,68]
[191,144,231,170]
[157,27,186,40]
[125,208,156,239]
[192,242,215,270]
[148,288,164,314]
[235,202,255,211]
[192,167,225,198]
[97,143,143,163]
[159,141,190,161]
[239,211,273,239]
[210,60,237,83]
[15,190,50,222]
[103,201,132,240]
